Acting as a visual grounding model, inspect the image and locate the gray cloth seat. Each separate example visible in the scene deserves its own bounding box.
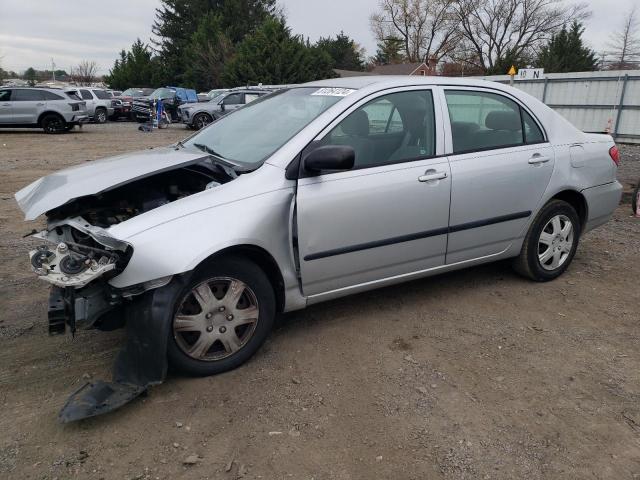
[332,110,374,167]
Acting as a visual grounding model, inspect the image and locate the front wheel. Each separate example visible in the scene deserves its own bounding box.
[193,113,212,130]
[167,257,276,376]
[94,108,107,124]
[512,200,581,281]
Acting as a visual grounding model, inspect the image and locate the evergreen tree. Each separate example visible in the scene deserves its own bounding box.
[183,13,234,90]
[23,67,37,86]
[536,21,598,73]
[486,47,532,75]
[152,0,276,84]
[104,39,158,90]
[315,32,365,71]
[222,17,335,86]
[373,37,405,65]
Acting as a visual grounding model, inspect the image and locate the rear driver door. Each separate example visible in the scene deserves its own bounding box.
[0,89,12,123]
[443,88,555,263]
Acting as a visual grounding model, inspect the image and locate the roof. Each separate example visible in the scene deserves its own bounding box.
[333,69,374,78]
[370,63,426,75]
[302,75,500,90]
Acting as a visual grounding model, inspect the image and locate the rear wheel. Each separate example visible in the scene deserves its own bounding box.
[41,114,67,134]
[513,200,581,281]
[167,257,276,376]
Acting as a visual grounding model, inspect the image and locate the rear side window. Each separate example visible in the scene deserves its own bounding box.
[445,90,526,153]
[0,89,11,101]
[12,89,44,101]
[80,89,93,100]
[42,91,64,100]
[523,110,545,143]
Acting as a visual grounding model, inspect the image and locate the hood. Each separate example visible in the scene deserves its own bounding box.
[15,147,210,220]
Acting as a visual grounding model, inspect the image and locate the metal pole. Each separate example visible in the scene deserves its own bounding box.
[541,77,549,103]
[613,74,629,139]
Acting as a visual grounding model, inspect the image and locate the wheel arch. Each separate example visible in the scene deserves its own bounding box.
[37,110,65,126]
[196,244,286,313]
[549,189,588,228]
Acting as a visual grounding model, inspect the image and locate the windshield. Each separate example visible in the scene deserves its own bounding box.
[122,88,143,97]
[184,87,348,167]
[150,88,175,99]
[207,89,226,99]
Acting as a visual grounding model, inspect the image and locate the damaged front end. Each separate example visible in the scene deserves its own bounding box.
[18,148,239,422]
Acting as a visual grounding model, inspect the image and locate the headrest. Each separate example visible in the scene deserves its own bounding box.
[485,111,521,131]
[342,110,369,137]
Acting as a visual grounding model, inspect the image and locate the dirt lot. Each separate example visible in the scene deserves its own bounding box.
[1,122,639,480]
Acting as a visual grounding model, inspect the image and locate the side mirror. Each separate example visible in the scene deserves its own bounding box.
[303,145,355,173]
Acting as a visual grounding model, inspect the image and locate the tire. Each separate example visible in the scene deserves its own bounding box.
[512,199,581,281]
[41,113,67,134]
[632,181,639,216]
[166,256,276,376]
[94,108,107,124]
[193,112,212,130]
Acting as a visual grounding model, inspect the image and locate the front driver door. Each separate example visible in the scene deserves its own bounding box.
[296,88,451,297]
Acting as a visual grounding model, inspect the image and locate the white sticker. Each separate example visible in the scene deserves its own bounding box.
[311,87,356,97]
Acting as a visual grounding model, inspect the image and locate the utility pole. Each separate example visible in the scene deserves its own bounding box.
[51,58,55,82]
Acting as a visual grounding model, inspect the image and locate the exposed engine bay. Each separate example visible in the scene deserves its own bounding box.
[30,160,237,291]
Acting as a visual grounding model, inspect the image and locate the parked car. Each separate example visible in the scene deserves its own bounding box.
[0,86,88,133]
[131,86,198,123]
[15,76,622,421]
[65,88,114,124]
[107,90,122,97]
[206,88,228,100]
[111,87,154,120]
[178,88,272,130]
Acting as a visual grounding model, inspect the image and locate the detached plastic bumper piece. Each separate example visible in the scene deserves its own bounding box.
[58,283,178,423]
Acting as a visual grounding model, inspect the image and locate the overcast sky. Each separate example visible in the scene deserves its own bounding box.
[0,0,635,75]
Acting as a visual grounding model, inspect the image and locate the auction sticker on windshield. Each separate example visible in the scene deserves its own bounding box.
[311,88,356,97]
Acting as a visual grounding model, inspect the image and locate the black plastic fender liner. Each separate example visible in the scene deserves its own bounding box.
[58,273,191,423]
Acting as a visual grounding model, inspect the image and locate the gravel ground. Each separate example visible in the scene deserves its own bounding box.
[0,123,639,480]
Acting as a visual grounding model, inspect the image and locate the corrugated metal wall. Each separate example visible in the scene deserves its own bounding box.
[476,70,640,144]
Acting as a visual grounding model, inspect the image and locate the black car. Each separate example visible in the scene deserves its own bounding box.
[131,87,198,123]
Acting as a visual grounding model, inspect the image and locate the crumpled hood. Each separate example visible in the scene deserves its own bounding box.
[15,147,209,221]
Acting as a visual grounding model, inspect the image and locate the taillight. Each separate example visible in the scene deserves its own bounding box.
[609,145,620,166]
[69,103,79,111]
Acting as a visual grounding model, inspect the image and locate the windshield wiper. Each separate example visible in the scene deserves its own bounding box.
[193,143,227,160]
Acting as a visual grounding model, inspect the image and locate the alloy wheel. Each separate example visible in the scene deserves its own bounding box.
[538,214,574,271]
[173,277,259,361]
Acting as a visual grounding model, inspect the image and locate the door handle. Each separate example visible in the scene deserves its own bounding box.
[529,154,550,165]
[36,102,45,106]
[1,103,10,106]
[418,171,448,182]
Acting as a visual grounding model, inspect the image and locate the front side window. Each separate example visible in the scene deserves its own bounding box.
[445,90,544,154]
[315,90,436,169]
[222,93,243,105]
[80,89,93,100]
[12,89,44,101]
[93,90,110,99]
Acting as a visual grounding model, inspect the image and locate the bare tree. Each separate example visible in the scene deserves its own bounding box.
[70,60,98,86]
[607,7,640,70]
[370,0,460,64]
[453,0,589,73]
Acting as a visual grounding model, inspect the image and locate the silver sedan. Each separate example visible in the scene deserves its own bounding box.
[15,76,622,420]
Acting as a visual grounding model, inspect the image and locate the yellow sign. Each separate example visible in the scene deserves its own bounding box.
[508,65,516,76]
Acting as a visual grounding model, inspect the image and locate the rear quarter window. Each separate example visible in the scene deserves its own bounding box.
[42,91,64,100]
[66,92,82,101]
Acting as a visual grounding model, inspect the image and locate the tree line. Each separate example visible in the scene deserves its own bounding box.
[2,0,638,90]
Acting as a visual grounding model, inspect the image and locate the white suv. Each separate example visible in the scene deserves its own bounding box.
[65,88,114,123]
[0,87,88,133]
